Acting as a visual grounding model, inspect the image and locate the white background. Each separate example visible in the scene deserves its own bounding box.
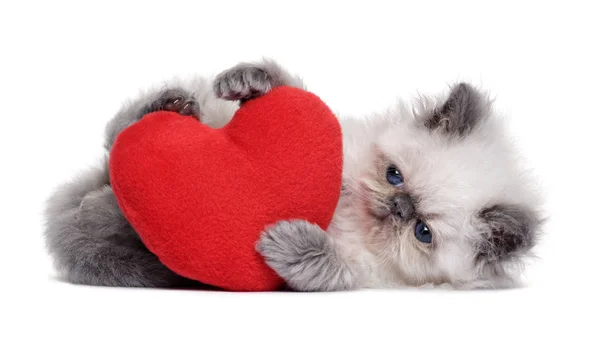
[1,1,598,357]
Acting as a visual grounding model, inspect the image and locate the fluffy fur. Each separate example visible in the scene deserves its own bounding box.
[44,76,238,287]
[108,86,342,291]
[250,65,544,291]
[45,59,543,290]
[44,60,305,288]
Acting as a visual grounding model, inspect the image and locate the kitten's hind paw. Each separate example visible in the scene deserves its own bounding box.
[149,88,201,119]
[78,186,132,238]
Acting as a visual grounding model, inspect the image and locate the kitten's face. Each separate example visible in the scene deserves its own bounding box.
[355,83,542,288]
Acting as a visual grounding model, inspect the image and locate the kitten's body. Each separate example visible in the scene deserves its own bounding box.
[45,60,542,290]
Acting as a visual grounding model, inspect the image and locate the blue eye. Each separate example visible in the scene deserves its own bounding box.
[415,220,433,244]
[386,166,404,186]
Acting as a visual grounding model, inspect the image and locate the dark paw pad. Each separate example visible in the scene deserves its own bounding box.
[213,65,273,102]
[149,89,201,120]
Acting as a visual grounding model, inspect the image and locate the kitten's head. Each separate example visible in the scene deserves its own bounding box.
[354,83,544,289]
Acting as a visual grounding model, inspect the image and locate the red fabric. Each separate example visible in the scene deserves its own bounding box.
[109,86,343,291]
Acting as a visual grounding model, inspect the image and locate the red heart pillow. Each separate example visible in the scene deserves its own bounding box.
[109,87,343,291]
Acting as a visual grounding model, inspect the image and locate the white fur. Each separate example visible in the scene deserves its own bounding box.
[327,89,543,289]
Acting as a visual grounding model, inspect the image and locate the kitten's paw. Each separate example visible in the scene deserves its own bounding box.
[257,220,326,269]
[149,88,200,119]
[78,186,132,237]
[213,64,274,102]
[257,220,355,291]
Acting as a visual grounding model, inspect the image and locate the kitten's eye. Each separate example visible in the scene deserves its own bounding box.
[415,220,433,244]
[386,166,404,186]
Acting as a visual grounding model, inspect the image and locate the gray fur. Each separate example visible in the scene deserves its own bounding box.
[425,82,489,137]
[477,204,542,262]
[47,58,543,291]
[46,86,214,287]
[44,161,195,287]
[256,220,357,291]
[144,88,201,120]
[78,185,134,239]
[391,194,415,220]
[104,87,200,151]
[213,59,305,102]
[45,60,303,288]
[213,62,359,291]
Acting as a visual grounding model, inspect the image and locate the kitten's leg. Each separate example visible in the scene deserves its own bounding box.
[78,184,134,240]
[104,87,202,150]
[213,59,305,103]
[45,162,197,287]
[256,220,357,291]
[45,84,214,288]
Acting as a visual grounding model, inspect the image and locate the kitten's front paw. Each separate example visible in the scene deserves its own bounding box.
[257,220,355,291]
[149,88,201,119]
[213,64,274,102]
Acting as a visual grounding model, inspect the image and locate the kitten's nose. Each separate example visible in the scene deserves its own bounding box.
[391,194,415,219]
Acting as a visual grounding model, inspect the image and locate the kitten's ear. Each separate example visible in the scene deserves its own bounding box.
[476,204,541,262]
[425,82,490,137]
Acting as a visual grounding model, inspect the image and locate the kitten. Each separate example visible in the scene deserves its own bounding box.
[216,65,543,291]
[45,60,543,291]
[44,60,304,287]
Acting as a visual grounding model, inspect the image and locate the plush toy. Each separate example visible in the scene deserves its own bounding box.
[109,86,343,291]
